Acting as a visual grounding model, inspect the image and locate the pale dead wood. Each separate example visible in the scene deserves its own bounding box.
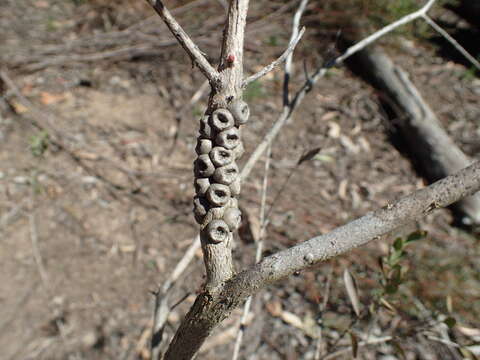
[342,43,480,225]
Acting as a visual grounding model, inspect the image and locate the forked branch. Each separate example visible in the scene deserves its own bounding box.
[146,0,220,85]
[164,161,480,359]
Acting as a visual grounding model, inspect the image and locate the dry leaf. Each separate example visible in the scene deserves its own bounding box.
[338,179,348,200]
[340,135,360,153]
[344,268,361,317]
[265,300,282,317]
[40,91,67,105]
[457,326,480,340]
[10,100,28,114]
[321,111,339,122]
[74,151,99,160]
[327,121,341,138]
[280,311,304,330]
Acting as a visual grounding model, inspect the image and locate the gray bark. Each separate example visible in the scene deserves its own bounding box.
[343,44,480,226]
[164,161,480,359]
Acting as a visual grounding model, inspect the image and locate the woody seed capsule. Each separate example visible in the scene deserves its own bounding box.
[210,147,233,167]
[194,177,210,196]
[195,138,212,155]
[199,115,212,138]
[228,100,250,126]
[213,163,239,185]
[194,154,215,177]
[206,183,231,207]
[224,207,242,230]
[216,127,240,150]
[210,108,235,132]
[206,219,230,244]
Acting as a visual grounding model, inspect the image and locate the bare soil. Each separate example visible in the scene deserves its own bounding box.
[1,1,479,359]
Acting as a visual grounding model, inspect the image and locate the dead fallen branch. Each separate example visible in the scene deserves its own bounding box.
[341,43,480,225]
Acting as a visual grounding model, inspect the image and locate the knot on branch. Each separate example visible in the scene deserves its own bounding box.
[193,101,250,244]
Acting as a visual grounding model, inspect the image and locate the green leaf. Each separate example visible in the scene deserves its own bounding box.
[390,265,403,285]
[393,237,404,251]
[405,230,427,243]
[385,283,398,295]
[444,317,457,329]
[388,249,404,267]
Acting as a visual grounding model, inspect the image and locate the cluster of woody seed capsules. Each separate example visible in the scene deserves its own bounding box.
[193,100,250,244]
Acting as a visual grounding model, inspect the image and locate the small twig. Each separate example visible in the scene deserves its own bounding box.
[151,236,201,359]
[231,145,271,360]
[284,0,310,105]
[242,27,306,87]
[321,336,393,360]
[29,212,48,285]
[145,0,219,85]
[334,0,437,66]
[422,14,480,71]
[314,264,333,360]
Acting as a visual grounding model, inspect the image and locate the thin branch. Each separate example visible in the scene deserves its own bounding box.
[236,161,480,293]
[231,145,271,360]
[284,0,310,105]
[29,200,49,286]
[151,236,201,359]
[334,0,437,65]
[422,14,480,71]
[242,27,306,87]
[145,0,219,85]
[322,336,393,360]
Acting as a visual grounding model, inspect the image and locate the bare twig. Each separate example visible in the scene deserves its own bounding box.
[241,0,309,180]
[322,336,393,360]
[151,236,201,360]
[334,0,437,65]
[242,27,306,87]
[422,14,480,71]
[284,0,310,105]
[231,145,271,360]
[29,212,48,285]
[314,265,333,360]
[145,0,219,85]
